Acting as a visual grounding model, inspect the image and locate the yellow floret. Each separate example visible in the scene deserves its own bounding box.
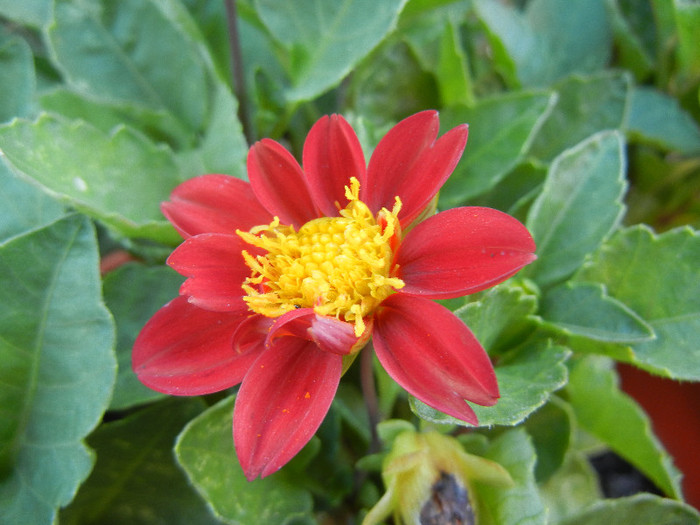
[237,177,404,337]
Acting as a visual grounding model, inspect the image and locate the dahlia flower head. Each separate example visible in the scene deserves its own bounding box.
[133,111,536,480]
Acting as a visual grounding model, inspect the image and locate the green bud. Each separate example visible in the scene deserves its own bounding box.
[363,430,513,525]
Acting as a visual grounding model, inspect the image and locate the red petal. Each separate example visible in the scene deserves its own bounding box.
[167,233,251,312]
[267,308,358,355]
[247,138,319,227]
[161,175,271,238]
[373,294,499,424]
[233,338,342,479]
[232,314,274,355]
[132,297,261,395]
[364,111,468,226]
[397,207,536,298]
[309,315,361,355]
[303,114,367,216]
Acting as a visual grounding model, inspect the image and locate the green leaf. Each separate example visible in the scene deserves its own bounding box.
[673,0,700,78]
[0,0,52,27]
[576,225,700,380]
[472,342,570,427]
[651,0,677,55]
[439,90,556,205]
[175,83,248,178]
[455,282,539,354]
[182,0,288,140]
[623,143,700,231]
[0,214,116,524]
[374,352,404,418]
[626,86,700,154]
[179,0,233,84]
[39,87,194,148]
[410,341,570,427]
[436,21,472,107]
[525,130,627,288]
[540,282,654,343]
[563,335,637,363]
[333,383,371,445]
[566,355,683,499]
[0,30,35,122]
[0,114,183,243]
[40,88,146,134]
[560,493,700,525]
[175,397,315,524]
[102,263,184,410]
[348,40,437,125]
[402,11,474,107]
[539,452,601,524]
[295,407,355,503]
[607,0,656,81]
[473,0,611,88]
[524,397,571,482]
[60,399,222,525]
[199,84,247,176]
[47,0,209,133]
[528,71,631,162]
[469,0,526,88]
[0,162,64,242]
[469,160,547,218]
[255,0,408,103]
[470,428,547,525]
[233,5,291,138]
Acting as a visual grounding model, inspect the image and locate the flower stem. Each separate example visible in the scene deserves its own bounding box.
[360,345,381,454]
[224,0,253,144]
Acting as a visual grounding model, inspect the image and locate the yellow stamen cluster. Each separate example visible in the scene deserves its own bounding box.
[237,178,405,337]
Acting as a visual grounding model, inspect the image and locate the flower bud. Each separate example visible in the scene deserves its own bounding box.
[364,430,513,524]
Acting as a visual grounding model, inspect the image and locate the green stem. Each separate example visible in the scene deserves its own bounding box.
[360,345,381,454]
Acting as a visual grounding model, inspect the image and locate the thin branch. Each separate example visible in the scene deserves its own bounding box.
[224,0,253,145]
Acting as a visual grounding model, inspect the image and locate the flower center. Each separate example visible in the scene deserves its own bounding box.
[237,178,405,336]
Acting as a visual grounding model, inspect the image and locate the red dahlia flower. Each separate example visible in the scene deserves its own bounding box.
[133,111,536,480]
